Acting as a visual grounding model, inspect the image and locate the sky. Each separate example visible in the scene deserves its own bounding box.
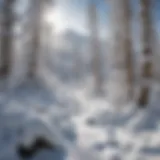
[11,0,160,48]
[51,0,160,40]
[52,0,108,37]
[2,0,160,35]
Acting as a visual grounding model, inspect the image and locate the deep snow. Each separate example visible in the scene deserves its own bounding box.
[0,74,160,160]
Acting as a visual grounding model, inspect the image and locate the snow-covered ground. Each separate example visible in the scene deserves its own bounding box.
[0,26,160,159]
[0,0,159,159]
[0,72,160,160]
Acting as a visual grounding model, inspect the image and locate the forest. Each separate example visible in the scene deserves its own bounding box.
[0,0,160,160]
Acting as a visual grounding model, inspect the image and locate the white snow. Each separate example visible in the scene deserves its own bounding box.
[0,76,160,160]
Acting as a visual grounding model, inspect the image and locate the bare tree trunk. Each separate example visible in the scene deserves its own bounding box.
[28,0,53,78]
[88,1,103,95]
[0,0,15,76]
[108,0,133,106]
[137,0,152,107]
[124,0,134,100]
[152,28,160,82]
[28,0,42,78]
[29,22,41,78]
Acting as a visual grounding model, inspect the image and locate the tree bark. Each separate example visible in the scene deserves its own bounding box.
[138,0,152,107]
[108,0,133,106]
[28,0,53,78]
[28,0,42,78]
[88,1,104,95]
[0,0,15,76]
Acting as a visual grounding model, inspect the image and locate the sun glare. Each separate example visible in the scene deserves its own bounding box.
[43,7,68,34]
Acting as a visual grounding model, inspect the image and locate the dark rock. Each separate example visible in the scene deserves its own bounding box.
[17,144,35,159]
[16,136,56,159]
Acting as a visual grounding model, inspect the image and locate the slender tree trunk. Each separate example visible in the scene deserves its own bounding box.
[88,1,103,95]
[29,21,41,78]
[108,0,133,106]
[28,0,42,78]
[0,0,15,76]
[124,0,134,100]
[137,0,152,107]
[152,28,160,82]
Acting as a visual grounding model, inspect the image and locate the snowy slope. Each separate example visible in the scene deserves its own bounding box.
[1,76,160,160]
